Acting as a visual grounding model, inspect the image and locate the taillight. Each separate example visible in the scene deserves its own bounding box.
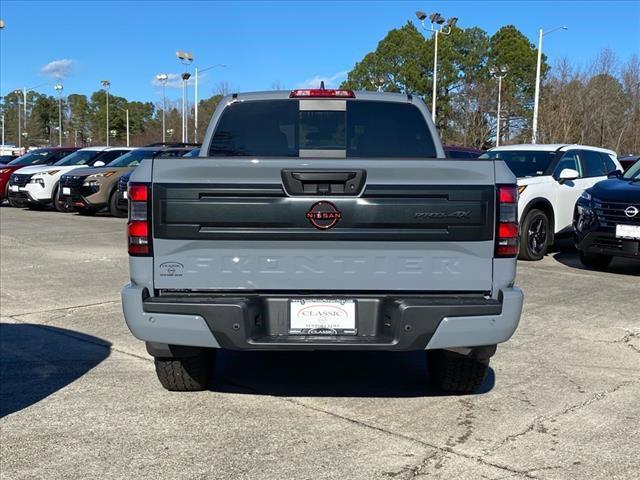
[128,182,152,256]
[289,89,355,98]
[496,185,519,257]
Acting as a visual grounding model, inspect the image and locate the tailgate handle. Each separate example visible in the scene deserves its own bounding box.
[291,172,355,183]
[282,170,366,196]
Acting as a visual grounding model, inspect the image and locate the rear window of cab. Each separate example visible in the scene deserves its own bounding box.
[208,100,437,158]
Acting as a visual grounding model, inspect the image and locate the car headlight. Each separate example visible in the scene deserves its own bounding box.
[89,171,116,179]
[47,170,61,176]
[580,191,591,201]
[29,176,45,186]
[0,168,10,174]
[518,185,527,195]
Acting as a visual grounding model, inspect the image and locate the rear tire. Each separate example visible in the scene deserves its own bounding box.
[154,350,215,391]
[578,251,612,270]
[109,190,127,218]
[427,350,489,394]
[519,209,550,261]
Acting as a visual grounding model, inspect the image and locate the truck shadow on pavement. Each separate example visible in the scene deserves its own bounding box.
[0,323,111,418]
[212,350,495,397]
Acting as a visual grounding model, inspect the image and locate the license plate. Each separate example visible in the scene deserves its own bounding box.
[10,185,18,192]
[616,224,640,240]
[290,299,356,335]
[62,187,71,195]
[123,191,128,199]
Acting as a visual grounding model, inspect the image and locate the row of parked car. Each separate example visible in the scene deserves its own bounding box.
[0,144,199,217]
[1,141,638,269]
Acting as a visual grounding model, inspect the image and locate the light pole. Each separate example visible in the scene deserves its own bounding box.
[156,73,168,143]
[490,66,509,147]
[101,80,111,146]
[194,64,225,143]
[54,83,63,146]
[532,26,567,144]
[416,11,458,125]
[176,51,193,143]
[14,90,22,149]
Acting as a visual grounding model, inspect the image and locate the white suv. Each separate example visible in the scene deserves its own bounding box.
[8,146,131,212]
[481,144,622,260]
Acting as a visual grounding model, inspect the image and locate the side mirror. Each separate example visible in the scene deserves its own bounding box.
[607,170,622,178]
[93,160,105,167]
[558,168,579,183]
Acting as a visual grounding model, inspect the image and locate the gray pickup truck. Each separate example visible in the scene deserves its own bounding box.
[122,88,524,394]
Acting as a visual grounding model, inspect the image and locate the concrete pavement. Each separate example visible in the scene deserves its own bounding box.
[1,206,639,479]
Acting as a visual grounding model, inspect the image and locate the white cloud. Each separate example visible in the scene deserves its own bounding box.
[296,70,348,89]
[151,72,205,89]
[40,59,73,79]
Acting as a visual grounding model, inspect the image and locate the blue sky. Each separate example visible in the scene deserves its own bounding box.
[1,0,639,104]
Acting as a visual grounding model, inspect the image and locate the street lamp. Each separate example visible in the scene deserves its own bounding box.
[489,66,509,147]
[54,83,63,146]
[13,89,22,149]
[194,64,225,143]
[101,80,111,146]
[176,50,193,143]
[15,82,49,148]
[415,11,458,125]
[156,73,169,143]
[532,26,567,144]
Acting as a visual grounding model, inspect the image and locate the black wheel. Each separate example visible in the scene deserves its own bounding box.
[427,350,489,394]
[519,209,550,261]
[578,251,612,270]
[154,349,215,391]
[76,207,97,216]
[109,190,127,218]
[52,185,74,213]
[8,196,22,208]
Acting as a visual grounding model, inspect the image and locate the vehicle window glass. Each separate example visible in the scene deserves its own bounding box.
[7,150,53,166]
[479,150,556,178]
[553,150,581,178]
[51,151,74,162]
[347,101,436,158]
[107,149,157,167]
[55,150,101,166]
[582,150,608,177]
[183,148,200,157]
[602,153,617,174]
[210,101,297,157]
[623,159,640,179]
[208,100,437,158]
[95,150,125,164]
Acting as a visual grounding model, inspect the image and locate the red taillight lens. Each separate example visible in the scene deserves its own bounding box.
[496,184,519,258]
[289,89,355,98]
[128,220,148,237]
[127,183,151,256]
[128,184,148,202]
[498,185,518,204]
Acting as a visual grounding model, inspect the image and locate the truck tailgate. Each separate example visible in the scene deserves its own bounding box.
[151,158,495,292]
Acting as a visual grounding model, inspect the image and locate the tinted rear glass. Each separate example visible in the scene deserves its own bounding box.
[209,100,437,158]
[480,150,556,177]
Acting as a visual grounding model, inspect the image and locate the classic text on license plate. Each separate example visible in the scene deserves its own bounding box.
[289,299,356,335]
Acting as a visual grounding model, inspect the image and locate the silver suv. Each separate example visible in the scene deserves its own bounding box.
[121,88,524,394]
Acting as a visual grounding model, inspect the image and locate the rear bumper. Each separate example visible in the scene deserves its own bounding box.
[121,285,523,351]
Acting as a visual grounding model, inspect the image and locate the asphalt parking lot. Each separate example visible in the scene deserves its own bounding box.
[1,206,639,480]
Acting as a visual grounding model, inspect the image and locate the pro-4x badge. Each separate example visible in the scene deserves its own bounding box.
[306,201,342,230]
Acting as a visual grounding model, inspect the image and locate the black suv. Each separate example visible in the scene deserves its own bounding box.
[574,160,640,268]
